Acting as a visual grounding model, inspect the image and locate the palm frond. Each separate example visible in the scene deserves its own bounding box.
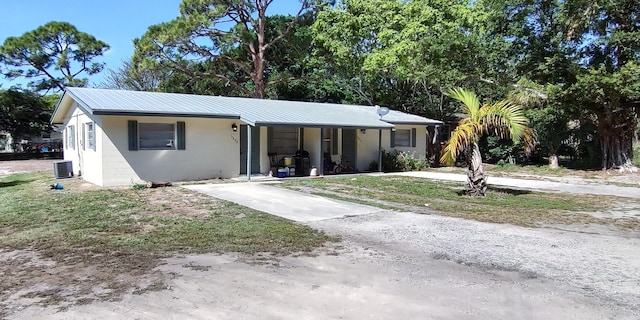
[479,99,531,145]
[446,87,480,120]
[442,88,537,166]
[439,119,478,166]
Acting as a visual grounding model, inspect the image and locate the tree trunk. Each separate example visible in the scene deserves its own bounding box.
[467,142,487,196]
[600,127,637,172]
[549,151,560,169]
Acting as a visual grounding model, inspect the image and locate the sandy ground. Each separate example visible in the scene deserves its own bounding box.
[2,160,640,319]
[0,159,54,176]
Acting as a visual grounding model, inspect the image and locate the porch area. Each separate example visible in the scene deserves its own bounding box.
[239,126,390,180]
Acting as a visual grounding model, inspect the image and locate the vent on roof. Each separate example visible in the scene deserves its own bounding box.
[53,160,73,179]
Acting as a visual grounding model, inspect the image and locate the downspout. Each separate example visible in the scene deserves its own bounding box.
[247,125,252,181]
[319,128,324,176]
[378,129,383,172]
[74,110,82,177]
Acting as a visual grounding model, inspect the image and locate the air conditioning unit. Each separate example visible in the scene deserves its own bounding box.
[53,160,73,179]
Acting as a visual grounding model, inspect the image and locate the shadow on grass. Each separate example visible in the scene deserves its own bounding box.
[456,187,532,196]
[0,178,36,188]
[488,186,532,195]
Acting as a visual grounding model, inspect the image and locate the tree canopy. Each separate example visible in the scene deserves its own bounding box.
[0,89,53,141]
[0,21,110,93]
[1,0,636,169]
[312,0,507,119]
[133,0,327,98]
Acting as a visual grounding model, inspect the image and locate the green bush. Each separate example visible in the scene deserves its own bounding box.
[369,150,430,172]
[397,151,430,171]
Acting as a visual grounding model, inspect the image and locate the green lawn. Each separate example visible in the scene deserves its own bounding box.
[282,175,639,230]
[0,172,332,258]
[437,163,604,178]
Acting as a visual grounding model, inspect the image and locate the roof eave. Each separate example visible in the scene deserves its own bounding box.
[254,121,394,129]
[49,93,67,124]
[385,120,443,126]
[92,110,242,120]
[51,88,97,125]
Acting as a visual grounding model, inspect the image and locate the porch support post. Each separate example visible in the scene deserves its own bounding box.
[319,128,324,176]
[247,125,252,181]
[378,129,383,172]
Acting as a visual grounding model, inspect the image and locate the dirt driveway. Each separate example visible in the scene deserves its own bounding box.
[0,159,53,176]
[2,160,640,319]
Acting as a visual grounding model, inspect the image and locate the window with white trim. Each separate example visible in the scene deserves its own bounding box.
[395,129,411,147]
[66,125,75,150]
[139,123,175,150]
[86,122,95,151]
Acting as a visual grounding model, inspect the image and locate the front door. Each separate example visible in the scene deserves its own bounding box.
[342,129,357,170]
[240,125,260,174]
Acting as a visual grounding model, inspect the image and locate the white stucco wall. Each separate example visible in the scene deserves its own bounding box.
[302,128,322,174]
[259,126,270,174]
[356,129,381,171]
[100,116,240,187]
[390,125,427,156]
[356,125,427,171]
[59,107,430,185]
[61,104,104,185]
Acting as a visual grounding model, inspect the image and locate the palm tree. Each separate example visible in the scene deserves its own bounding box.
[440,88,535,196]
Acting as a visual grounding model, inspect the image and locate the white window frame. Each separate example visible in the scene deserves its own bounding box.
[395,129,411,147]
[85,122,95,151]
[138,123,176,150]
[66,125,75,150]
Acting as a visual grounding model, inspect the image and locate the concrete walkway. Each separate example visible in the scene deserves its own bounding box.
[185,171,638,223]
[394,171,640,198]
[185,182,383,222]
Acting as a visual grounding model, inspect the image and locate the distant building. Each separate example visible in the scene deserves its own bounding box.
[0,131,62,153]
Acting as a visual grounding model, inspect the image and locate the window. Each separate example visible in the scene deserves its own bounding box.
[67,125,75,150]
[395,129,411,147]
[390,128,417,148]
[85,122,95,151]
[139,123,175,149]
[270,127,299,155]
[128,121,186,151]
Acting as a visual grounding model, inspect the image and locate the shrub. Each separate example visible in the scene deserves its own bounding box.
[397,151,430,171]
[370,150,430,172]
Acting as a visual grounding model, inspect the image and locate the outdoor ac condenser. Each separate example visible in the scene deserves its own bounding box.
[53,160,73,179]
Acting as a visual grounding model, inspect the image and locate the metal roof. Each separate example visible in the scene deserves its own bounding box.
[382,109,442,125]
[51,87,442,128]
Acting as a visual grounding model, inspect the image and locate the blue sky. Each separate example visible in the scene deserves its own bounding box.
[0,0,299,90]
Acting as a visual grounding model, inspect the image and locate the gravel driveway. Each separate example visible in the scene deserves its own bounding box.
[15,209,638,319]
[308,211,640,318]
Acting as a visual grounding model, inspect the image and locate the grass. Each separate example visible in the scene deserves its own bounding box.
[1,171,336,315]
[0,172,332,258]
[281,175,639,230]
[439,163,604,178]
